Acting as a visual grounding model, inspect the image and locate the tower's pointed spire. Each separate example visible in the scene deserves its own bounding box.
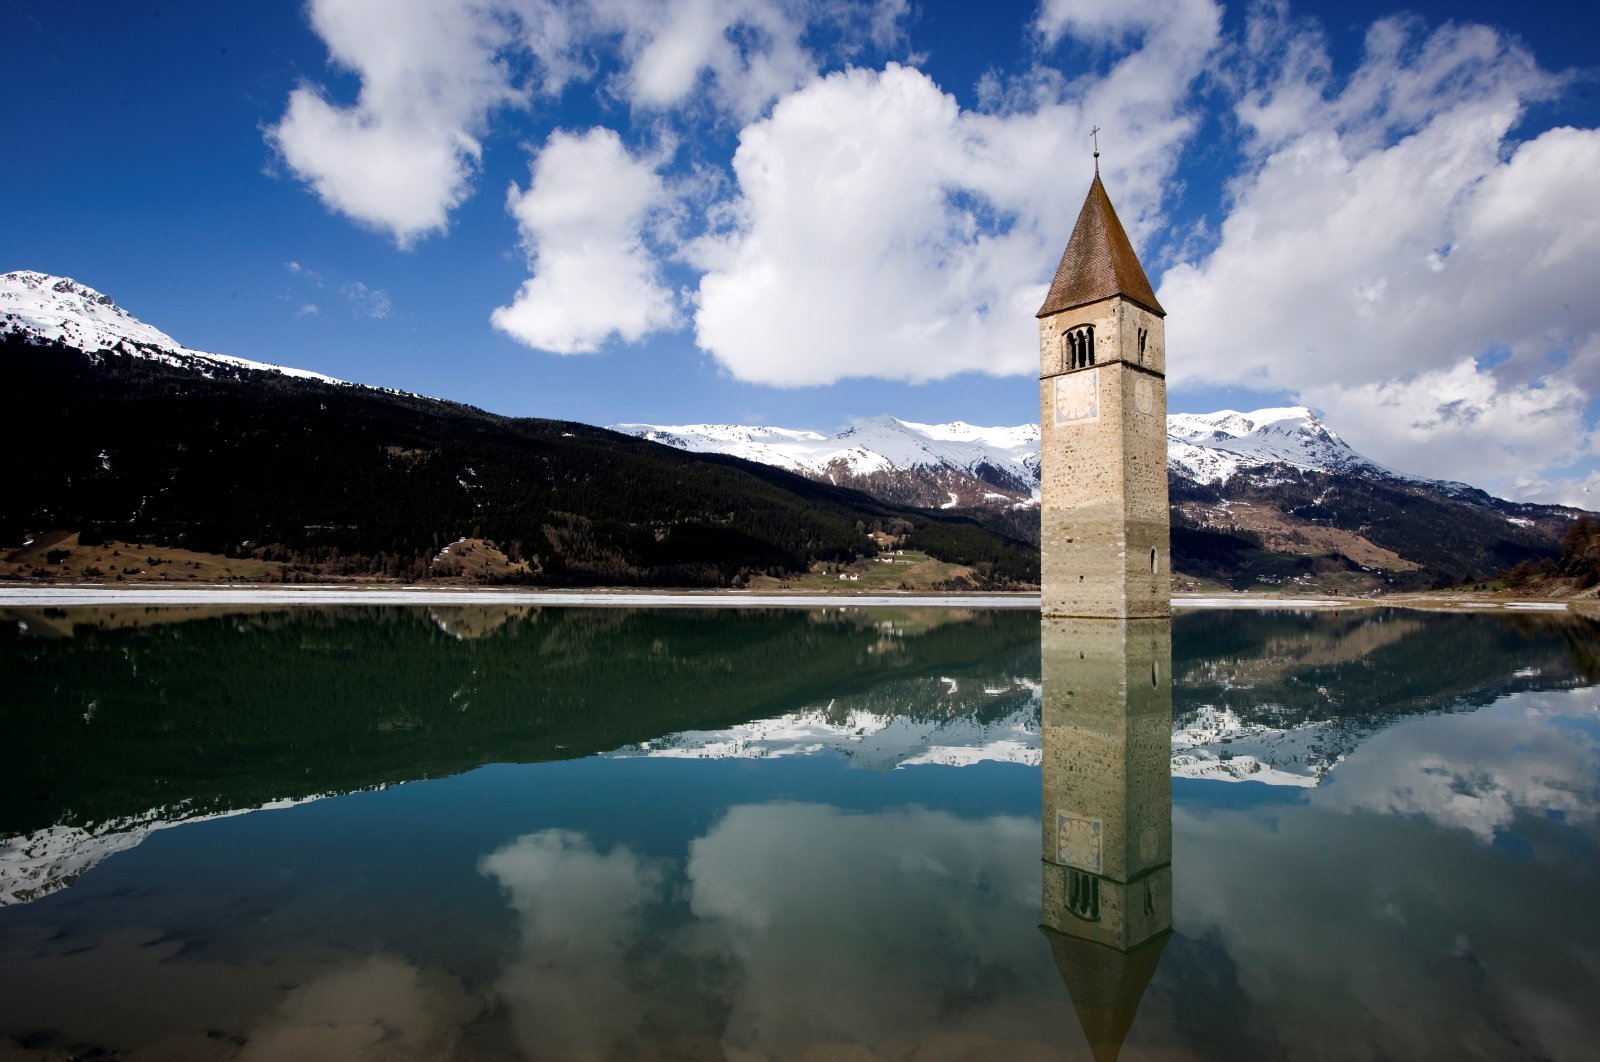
[1037,174,1165,319]
[1043,927,1171,1062]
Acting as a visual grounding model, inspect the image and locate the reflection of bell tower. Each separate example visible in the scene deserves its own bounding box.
[1040,618,1173,1062]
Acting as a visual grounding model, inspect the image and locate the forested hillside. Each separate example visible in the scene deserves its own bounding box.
[2,335,1038,587]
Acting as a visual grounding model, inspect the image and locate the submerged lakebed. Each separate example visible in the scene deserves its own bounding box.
[1,604,1597,1060]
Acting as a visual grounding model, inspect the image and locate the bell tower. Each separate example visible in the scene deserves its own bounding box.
[1037,164,1169,618]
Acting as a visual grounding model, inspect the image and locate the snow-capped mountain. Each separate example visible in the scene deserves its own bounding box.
[614,406,1588,585]
[1167,406,1399,486]
[0,269,340,383]
[615,406,1396,507]
[8,267,1575,586]
[0,269,1422,504]
[614,415,1042,510]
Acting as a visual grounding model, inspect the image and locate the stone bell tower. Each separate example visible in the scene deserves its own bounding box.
[1038,165,1169,618]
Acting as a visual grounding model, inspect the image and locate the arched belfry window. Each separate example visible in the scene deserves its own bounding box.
[1067,870,1101,921]
[1064,325,1095,369]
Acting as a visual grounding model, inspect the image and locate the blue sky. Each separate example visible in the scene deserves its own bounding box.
[5,0,1599,503]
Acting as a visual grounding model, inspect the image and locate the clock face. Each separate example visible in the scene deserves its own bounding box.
[1056,813,1102,872]
[1140,824,1160,864]
[1135,376,1155,416]
[1054,370,1098,425]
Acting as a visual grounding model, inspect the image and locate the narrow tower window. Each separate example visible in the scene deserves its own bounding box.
[1066,325,1095,369]
[1150,547,1158,574]
[1067,870,1101,921]
[1138,327,1148,363]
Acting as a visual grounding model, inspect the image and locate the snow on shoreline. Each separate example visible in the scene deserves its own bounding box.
[0,586,1041,608]
[0,588,1565,611]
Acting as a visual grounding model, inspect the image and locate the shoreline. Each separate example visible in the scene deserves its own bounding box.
[0,585,1040,609]
[0,585,1587,612]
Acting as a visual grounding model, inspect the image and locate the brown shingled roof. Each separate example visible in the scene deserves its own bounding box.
[1037,174,1165,319]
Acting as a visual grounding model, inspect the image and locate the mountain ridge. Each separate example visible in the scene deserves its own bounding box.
[1,269,343,385]
[612,410,1585,591]
[1,270,1040,588]
[3,268,1586,590]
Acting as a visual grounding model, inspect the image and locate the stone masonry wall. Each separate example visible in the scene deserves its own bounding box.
[1039,297,1169,618]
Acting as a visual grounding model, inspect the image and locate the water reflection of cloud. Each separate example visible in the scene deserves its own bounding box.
[0,929,481,1060]
[479,828,666,1057]
[475,807,1070,1060]
[239,955,480,1061]
[1316,688,1600,842]
[1173,690,1600,1060]
[685,802,1051,1057]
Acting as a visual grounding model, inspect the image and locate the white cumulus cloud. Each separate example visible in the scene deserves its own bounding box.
[268,0,526,247]
[491,127,680,354]
[1313,360,1593,495]
[602,0,817,120]
[690,0,1220,387]
[271,0,904,245]
[1159,11,1600,498]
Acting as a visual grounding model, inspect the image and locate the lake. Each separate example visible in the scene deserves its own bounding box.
[1,604,1597,1060]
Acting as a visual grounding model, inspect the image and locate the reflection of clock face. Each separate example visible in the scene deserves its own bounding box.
[1056,813,1102,872]
[1054,371,1098,425]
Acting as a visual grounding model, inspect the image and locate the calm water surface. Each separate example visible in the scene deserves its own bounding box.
[1,605,1596,1060]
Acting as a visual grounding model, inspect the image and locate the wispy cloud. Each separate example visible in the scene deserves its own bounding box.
[341,280,392,320]
[283,260,389,320]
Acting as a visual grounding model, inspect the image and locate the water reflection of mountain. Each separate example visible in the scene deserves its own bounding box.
[0,605,1039,840]
[1170,610,1600,785]
[611,690,1040,769]
[6,605,1599,905]
[615,609,1600,786]
[609,662,1041,769]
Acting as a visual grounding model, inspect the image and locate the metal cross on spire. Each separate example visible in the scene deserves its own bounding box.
[1091,125,1101,173]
